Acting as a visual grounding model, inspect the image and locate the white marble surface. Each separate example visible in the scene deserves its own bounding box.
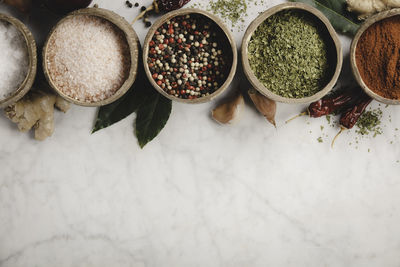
[1,0,400,266]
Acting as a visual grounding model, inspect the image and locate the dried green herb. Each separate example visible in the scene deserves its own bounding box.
[208,0,248,27]
[248,10,330,99]
[326,115,331,124]
[355,108,383,137]
[317,137,323,143]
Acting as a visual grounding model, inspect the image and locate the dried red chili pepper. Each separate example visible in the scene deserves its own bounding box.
[308,89,361,118]
[339,94,373,129]
[331,93,373,147]
[132,0,191,24]
[286,87,361,123]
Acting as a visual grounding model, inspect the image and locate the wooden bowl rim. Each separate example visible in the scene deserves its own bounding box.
[241,2,343,104]
[143,8,238,104]
[350,8,400,105]
[42,7,139,107]
[0,13,37,108]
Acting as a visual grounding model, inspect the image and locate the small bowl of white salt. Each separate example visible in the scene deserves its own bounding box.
[0,14,37,109]
[42,8,139,107]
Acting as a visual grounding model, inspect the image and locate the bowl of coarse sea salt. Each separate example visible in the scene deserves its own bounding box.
[43,8,139,107]
[0,14,37,109]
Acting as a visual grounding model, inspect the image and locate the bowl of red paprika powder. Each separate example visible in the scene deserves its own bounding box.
[351,9,400,105]
[143,8,237,104]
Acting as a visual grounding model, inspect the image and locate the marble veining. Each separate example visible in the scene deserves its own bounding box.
[1,0,400,266]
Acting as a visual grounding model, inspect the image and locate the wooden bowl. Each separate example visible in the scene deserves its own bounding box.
[350,9,400,105]
[42,8,139,107]
[241,3,342,104]
[0,14,37,109]
[143,8,237,104]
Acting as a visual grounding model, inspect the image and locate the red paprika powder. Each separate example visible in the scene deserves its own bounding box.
[355,15,400,100]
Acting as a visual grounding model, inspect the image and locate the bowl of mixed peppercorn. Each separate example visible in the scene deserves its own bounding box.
[242,3,342,104]
[143,8,237,103]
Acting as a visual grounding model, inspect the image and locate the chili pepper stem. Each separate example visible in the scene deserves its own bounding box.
[132,5,155,25]
[331,127,346,148]
[285,111,308,124]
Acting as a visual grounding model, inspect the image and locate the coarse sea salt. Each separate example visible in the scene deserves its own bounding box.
[0,20,29,101]
[46,15,131,103]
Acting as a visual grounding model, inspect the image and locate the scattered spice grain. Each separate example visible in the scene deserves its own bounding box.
[126,1,133,8]
[46,15,131,103]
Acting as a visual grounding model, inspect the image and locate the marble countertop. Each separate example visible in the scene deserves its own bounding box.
[1,0,400,266]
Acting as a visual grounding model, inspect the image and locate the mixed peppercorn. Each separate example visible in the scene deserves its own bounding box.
[147,14,231,100]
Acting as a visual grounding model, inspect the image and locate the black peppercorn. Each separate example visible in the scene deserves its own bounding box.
[141,6,146,11]
[134,2,139,7]
[126,0,133,8]
[145,21,152,27]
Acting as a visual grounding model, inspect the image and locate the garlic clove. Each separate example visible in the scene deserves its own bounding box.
[212,92,244,125]
[248,88,277,127]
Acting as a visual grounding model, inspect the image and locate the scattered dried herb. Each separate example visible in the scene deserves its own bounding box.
[326,115,331,124]
[248,10,330,99]
[355,108,383,137]
[208,0,248,27]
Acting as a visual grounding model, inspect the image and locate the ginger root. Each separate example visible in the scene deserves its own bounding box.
[212,92,244,124]
[5,89,70,141]
[347,0,400,19]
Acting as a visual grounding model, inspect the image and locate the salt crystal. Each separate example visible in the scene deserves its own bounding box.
[46,15,131,103]
[0,20,29,101]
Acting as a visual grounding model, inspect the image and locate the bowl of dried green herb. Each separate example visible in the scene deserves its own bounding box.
[241,3,342,104]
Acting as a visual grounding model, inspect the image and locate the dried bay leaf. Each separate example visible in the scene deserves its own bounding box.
[135,90,172,148]
[92,46,149,133]
[289,0,360,35]
[92,45,172,149]
[92,80,148,133]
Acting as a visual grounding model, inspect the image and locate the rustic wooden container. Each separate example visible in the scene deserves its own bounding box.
[350,8,400,105]
[143,8,237,104]
[42,7,139,107]
[0,14,37,109]
[241,3,343,104]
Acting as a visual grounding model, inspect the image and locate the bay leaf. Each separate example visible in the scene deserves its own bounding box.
[289,0,360,35]
[135,90,172,148]
[92,45,147,133]
[92,77,148,133]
